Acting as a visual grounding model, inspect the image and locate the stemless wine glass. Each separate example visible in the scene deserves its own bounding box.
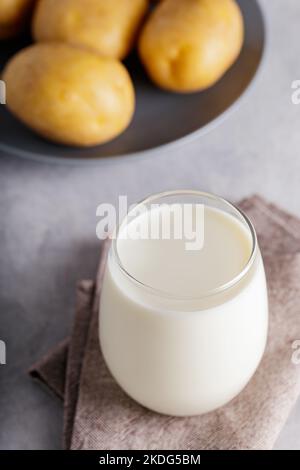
[99,191,268,416]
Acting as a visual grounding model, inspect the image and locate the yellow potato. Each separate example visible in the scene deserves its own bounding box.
[139,0,244,93]
[33,0,149,60]
[3,43,135,147]
[0,0,35,38]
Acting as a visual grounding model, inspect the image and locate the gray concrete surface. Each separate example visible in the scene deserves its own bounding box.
[0,0,300,449]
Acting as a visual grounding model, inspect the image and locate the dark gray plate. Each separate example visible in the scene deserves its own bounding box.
[0,0,265,164]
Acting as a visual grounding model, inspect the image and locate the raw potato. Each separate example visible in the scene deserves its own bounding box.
[3,43,135,147]
[139,0,244,93]
[33,0,149,60]
[0,0,35,38]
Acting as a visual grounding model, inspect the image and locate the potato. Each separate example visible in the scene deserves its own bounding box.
[2,43,135,147]
[139,0,244,93]
[0,0,35,38]
[33,0,148,60]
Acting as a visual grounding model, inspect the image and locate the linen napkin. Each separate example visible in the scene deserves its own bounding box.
[30,195,300,450]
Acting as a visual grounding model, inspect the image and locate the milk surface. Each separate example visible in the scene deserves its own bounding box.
[116,205,252,298]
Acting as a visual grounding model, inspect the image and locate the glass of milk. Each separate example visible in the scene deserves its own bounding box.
[99,191,268,416]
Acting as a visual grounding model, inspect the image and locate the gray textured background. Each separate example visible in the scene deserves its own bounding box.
[0,0,300,449]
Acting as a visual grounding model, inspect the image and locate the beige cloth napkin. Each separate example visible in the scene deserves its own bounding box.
[30,196,300,450]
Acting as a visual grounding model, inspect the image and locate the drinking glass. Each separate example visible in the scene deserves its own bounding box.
[99,191,268,416]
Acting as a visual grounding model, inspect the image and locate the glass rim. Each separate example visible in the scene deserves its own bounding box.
[111,190,258,301]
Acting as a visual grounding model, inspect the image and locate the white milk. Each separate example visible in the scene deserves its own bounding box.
[100,202,268,416]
